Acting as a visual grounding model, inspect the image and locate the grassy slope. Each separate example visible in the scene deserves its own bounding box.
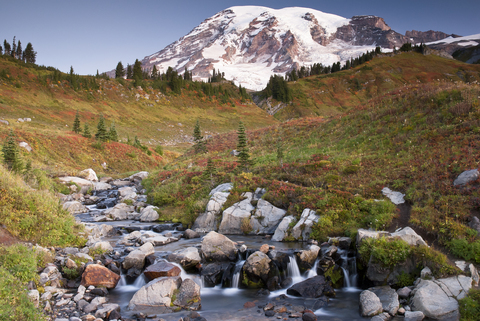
[145,55,480,266]
[274,52,480,120]
[0,56,276,175]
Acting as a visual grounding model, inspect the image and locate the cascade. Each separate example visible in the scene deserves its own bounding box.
[306,258,319,278]
[231,260,245,288]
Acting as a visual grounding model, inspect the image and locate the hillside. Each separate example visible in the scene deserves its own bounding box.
[145,77,480,262]
[0,56,276,175]
[259,52,480,120]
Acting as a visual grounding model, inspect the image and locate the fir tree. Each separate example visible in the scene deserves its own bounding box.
[83,124,91,138]
[3,40,11,56]
[108,122,118,142]
[16,40,22,61]
[133,136,142,149]
[203,157,217,187]
[73,111,81,134]
[193,120,206,154]
[0,44,2,55]
[126,64,132,79]
[132,59,143,80]
[95,115,109,141]
[24,42,36,63]
[2,130,23,173]
[151,65,158,79]
[237,121,250,170]
[115,61,125,78]
[11,37,16,58]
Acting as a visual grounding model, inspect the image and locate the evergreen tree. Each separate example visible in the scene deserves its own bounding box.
[237,121,250,170]
[83,124,91,138]
[73,111,81,134]
[95,115,109,141]
[132,59,143,80]
[151,65,158,79]
[193,120,206,154]
[126,64,132,79]
[2,130,23,173]
[16,40,22,61]
[115,61,125,78]
[133,136,142,149]
[0,44,2,55]
[69,66,78,90]
[108,122,118,142]
[11,37,16,58]
[3,40,11,56]
[203,157,216,187]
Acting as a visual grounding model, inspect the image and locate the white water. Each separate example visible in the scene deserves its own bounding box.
[306,258,319,278]
[231,260,245,288]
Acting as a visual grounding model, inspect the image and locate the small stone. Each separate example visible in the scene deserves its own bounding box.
[244,301,256,309]
[302,312,317,321]
[265,310,276,317]
[260,244,270,254]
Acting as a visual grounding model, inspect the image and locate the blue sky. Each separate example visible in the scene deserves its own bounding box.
[1,0,478,75]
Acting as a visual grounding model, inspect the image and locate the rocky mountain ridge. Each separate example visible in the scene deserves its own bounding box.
[137,6,457,90]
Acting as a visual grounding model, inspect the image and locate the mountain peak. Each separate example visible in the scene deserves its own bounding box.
[141,6,411,90]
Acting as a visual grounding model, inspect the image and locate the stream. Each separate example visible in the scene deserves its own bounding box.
[79,183,368,321]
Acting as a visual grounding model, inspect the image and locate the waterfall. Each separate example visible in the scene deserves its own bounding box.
[306,258,319,278]
[133,275,146,288]
[287,255,302,284]
[118,274,126,286]
[231,260,245,288]
[341,267,351,288]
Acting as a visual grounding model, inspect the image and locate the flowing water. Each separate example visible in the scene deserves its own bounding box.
[83,189,365,320]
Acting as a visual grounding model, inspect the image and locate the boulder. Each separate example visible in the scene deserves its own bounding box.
[359,290,383,317]
[129,171,149,183]
[250,199,287,234]
[453,169,479,186]
[391,227,427,246]
[90,241,113,252]
[271,215,295,241]
[104,203,134,221]
[382,187,405,204]
[201,231,238,262]
[94,182,112,191]
[184,229,200,239]
[142,234,175,246]
[297,245,320,272]
[241,251,271,288]
[167,247,201,271]
[0,119,9,126]
[218,192,255,234]
[122,243,154,270]
[118,186,137,200]
[173,278,201,308]
[95,303,120,319]
[79,169,98,182]
[201,262,232,287]
[144,262,181,281]
[404,311,425,321]
[369,286,400,316]
[128,276,182,309]
[192,191,230,232]
[287,275,335,298]
[410,276,473,320]
[292,209,319,241]
[397,286,412,299]
[371,312,392,321]
[80,264,120,289]
[58,176,94,194]
[19,142,32,152]
[209,183,233,195]
[139,205,159,222]
[63,201,88,214]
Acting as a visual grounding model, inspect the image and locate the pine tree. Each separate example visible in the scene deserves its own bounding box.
[151,65,158,79]
[108,122,118,142]
[203,157,217,187]
[0,44,2,55]
[83,124,91,138]
[11,37,16,58]
[73,111,81,134]
[95,115,109,141]
[133,136,142,149]
[16,40,22,61]
[115,61,125,78]
[3,40,11,56]
[237,121,250,170]
[133,59,143,80]
[126,64,132,79]
[2,130,23,173]
[193,120,206,154]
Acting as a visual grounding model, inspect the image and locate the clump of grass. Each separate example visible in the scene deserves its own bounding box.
[459,288,480,321]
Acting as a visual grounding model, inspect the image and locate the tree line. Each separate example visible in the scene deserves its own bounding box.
[1,36,37,64]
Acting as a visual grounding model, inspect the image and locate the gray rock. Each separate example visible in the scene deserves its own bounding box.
[420,267,432,279]
[241,251,271,288]
[397,286,412,299]
[94,303,120,319]
[19,142,32,152]
[404,311,425,321]
[184,229,200,239]
[173,278,201,307]
[139,205,159,222]
[390,227,427,246]
[79,168,98,182]
[218,192,255,234]
[129,171,149,183]
[118,186,137,200]
[292,209,319,241]
[454,169,479,186]
[271,215,295,241]
[201,231,238,262]
[94,182,112,191]
[128,276,182,309]
[122,243,154,270]
[209,183,233,195]
[369,286,399,316]
[250,199,287,234]
[90,241,113,252]
[58,176,94,194]
[62,201,88,214]
[28,290,39,307]
[168,247,201,270]
[382,187,405,204]
[192,191,230,232]
[104,203,134,221]
[371,312,392,321]
[297,245,320,271]
[359,290,383,317]
[0,119,9,125]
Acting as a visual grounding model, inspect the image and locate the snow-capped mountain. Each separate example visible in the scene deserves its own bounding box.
[139,6,432,90]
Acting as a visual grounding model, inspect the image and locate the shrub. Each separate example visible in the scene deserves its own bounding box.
[0,245,38,283]
[358,237,411,268]
[447,239,480,264]
[155,145,164,156]
[459,288,480,321]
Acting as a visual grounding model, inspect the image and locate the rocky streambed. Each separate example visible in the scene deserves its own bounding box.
[28,169,480,321]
